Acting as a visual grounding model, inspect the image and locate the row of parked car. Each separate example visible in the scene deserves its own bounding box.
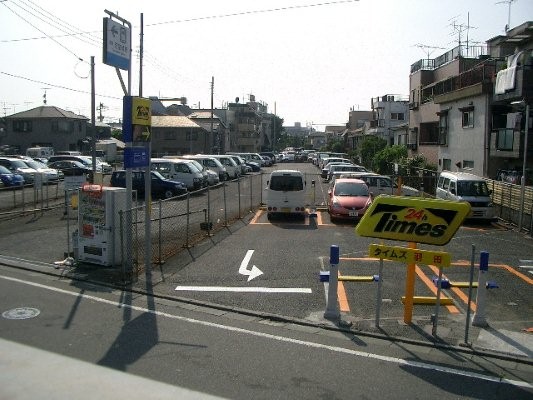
[311,152,420,222]
[108,152,278,200]
[0,153,114,188]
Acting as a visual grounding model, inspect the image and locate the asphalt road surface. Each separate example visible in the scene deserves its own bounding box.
[0,265,531,400]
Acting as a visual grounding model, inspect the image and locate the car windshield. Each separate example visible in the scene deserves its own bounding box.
[151,170,166,180]
[0,165,11,174]
[457,181,490,196]
[269,175,303,191]
[334,182,369,196]
[10,159,32,169]
[23,160,47,169]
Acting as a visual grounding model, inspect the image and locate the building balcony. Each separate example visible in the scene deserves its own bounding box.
[493,66,533,104]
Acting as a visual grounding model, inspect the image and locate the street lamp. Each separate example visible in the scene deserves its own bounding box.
[512,100,530,231]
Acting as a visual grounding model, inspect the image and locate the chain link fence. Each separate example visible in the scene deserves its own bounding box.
[117,174,266,279]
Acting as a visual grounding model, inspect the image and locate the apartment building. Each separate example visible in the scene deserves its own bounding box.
[367,94,409,146]
[408,21,532,178]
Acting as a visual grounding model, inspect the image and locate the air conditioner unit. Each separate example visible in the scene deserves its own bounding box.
[409,102,419,110]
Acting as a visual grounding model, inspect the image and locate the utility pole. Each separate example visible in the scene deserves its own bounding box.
[90,56,96,181]
[210,76,215,153]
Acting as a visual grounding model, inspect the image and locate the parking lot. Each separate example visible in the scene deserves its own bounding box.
[163,162,533,334]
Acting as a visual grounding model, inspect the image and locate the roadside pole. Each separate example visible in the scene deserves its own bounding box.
[324,245,340,320]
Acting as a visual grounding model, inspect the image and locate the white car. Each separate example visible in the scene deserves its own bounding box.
[22,158,62,183]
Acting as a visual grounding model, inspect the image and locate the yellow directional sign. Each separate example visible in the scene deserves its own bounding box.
[368,244,451,267]
[356,195,471,245]
[132,97,151,126]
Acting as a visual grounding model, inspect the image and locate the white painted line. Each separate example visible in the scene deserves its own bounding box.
[518,265,533,269]
[0,273,531,389]
[175,286,312,293]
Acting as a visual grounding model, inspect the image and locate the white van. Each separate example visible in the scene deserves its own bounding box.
[182,155,227,182]
[209,155,241,179]
[26,146,54,159]
[265,170,307,219]
[151,158,206,191]
[436,171,495,221]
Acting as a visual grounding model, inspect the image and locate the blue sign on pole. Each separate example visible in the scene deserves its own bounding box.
[124,147,149,168]
[103,18,131,70]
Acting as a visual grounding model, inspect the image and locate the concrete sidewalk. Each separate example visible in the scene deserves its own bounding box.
[0,208,532,365]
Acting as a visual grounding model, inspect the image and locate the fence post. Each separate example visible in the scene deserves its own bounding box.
[223,182,228,227]
[238,176,242,219]
[158,199,162,265]
[249,174,253,212]
[185,192,191,248]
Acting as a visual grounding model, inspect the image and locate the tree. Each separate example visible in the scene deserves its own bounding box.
[360,136,387,169]
[373,145,408,174]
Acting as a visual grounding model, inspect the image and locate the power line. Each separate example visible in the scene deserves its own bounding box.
[10,0,100,47]
[0,71,122,100]
[1,0,86,61]
[146,0,359,27]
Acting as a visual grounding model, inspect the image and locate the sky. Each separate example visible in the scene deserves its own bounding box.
[1,0,532,129]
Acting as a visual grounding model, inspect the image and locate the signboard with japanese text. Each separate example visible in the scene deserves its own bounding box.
[122,96,152,143]
[368,244,451,268]
[356,195,471,245]
[124,147,149,169]
[103,17,130,70]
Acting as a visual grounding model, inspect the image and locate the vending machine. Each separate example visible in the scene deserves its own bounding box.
[77,185,127,266]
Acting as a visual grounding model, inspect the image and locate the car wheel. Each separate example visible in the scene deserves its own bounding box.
[163,189,175,199]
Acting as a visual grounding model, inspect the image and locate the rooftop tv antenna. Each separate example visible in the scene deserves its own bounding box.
[413,43,447,59]
[496,0,517,32]
[448,13,477,55]
[42,88,51,105]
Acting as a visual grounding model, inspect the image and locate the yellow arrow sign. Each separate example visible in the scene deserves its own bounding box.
[368,244,451,267]
[356,195,471,245]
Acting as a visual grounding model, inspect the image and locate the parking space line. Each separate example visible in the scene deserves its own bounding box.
[249,209,262,224]
[450,261,533,285]
[337,272,351,312]
[425,264,476,313]
[414,265,459,313]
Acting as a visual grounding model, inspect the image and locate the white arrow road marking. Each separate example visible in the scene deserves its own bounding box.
[239,250,263,282]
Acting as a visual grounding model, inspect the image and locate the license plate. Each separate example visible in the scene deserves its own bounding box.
[349,211,359,217]
[281,207,291,213]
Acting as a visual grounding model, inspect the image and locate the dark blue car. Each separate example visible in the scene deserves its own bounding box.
[0,165,24,187]
[110,170,187,199]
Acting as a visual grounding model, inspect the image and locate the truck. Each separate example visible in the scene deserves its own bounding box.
[26,146,54,159]
[95,140,117,163]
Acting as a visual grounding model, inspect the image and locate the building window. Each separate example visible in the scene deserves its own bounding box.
[442,158,451,171]
[52,120,73,133]
[391,113,405,121]
[13,120,32,132]
[496,128,514,151]
[186,131,198,140]
[438,113,448,145]
[462,160,474,169]
[419,122,439,144]
[459,106,474,128]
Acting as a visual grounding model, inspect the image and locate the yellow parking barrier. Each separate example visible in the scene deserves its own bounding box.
[450,281,478,288]
[338,275,376,282]
[401,296,454,305]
